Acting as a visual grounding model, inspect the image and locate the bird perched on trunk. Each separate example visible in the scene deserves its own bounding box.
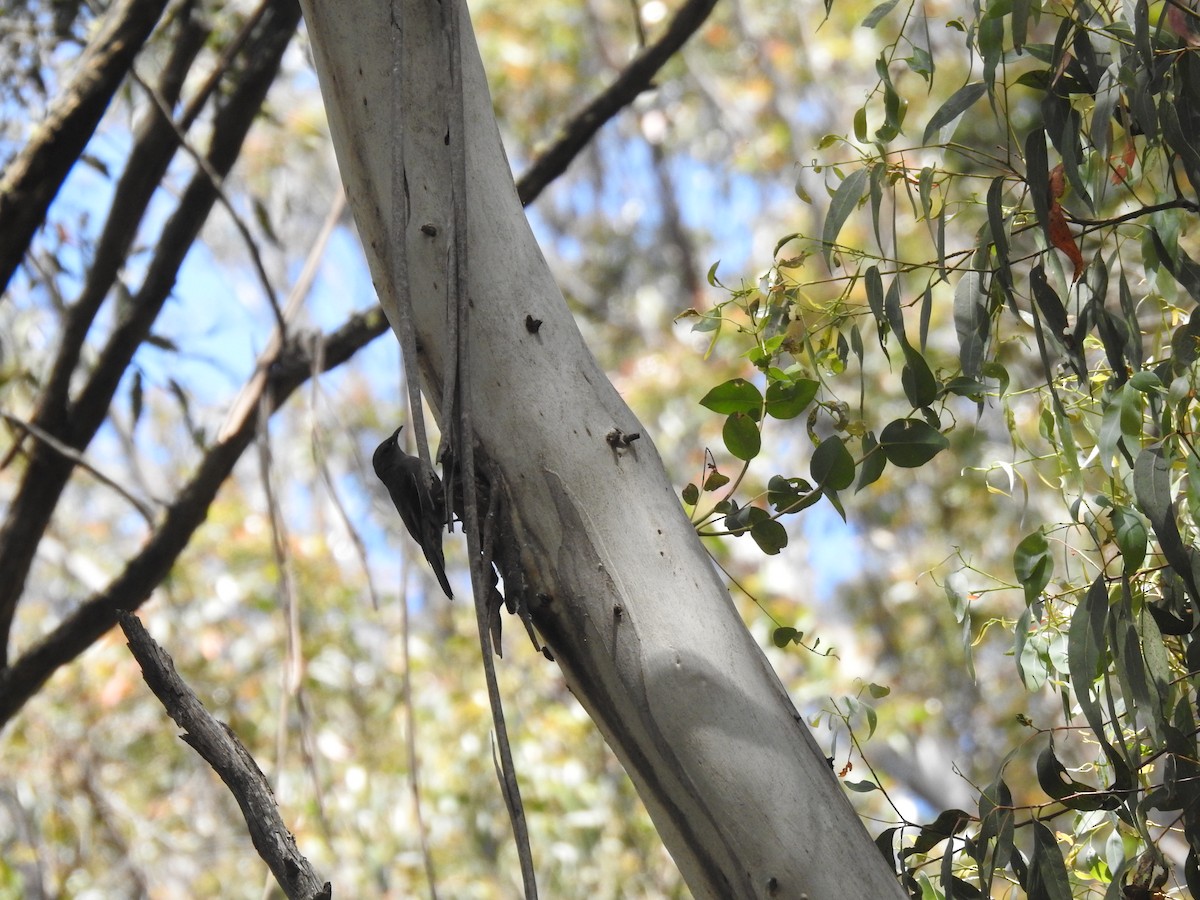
[373,426,453,598]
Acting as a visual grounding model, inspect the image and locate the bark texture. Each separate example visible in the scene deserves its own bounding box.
[299,2,907,897]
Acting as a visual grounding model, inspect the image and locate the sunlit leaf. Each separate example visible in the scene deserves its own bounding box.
[700,378,763,414]
[862,0,899,27]
[954,271,989,380]
[701,469,728,491]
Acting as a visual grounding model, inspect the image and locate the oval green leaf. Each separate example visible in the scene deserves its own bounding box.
[773,626,798,648]
[765,378,819,419]
[701,378,763,414]
[879,418,949,467]
[751,517,788,555]
[811,435,856,490]
[723,412,761,461]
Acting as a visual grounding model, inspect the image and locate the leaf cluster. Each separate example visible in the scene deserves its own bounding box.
[690,0,1200,895]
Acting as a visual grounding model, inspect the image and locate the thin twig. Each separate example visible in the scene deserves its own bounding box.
[399,564,440,898]
[0,411,156,524]
[0,306,389,730]
[308,327,383,611]
[130,67,287,335]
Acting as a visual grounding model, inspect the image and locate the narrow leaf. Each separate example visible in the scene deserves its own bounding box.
[954,271,989,380]
[1028,822,1072,900]
[922,82,988,144]
[822,167,869,267]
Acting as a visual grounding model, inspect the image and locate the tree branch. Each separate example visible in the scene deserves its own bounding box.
[0,411,156,524]
[14,2,209,468]
[0,306,388,730]
[0,0,171,292]
[514,0,718,206]
[0,0,303,667]
[117,611,330,900]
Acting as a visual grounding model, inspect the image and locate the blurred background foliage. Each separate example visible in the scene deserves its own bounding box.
[3,0,1197,896]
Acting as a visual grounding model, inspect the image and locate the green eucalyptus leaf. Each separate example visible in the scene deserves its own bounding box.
[723,412,761,461]
[703,469,731,491]
[765,379,819,419]
[862,0,899,27]
[1111,505,1148,573]
[811,435,855,490]
[879,418,949,467]
[1014,530,1052,607]
[768,475,817,514]
[1028,821,1073,900]
[954,271,989,380]
[901,342,938,409]
[857,431,887,491]
[751,517,789,554]
[701,378,763,414]
[822,167,869,267]
[844,780,878,793]
[922,81,988,144]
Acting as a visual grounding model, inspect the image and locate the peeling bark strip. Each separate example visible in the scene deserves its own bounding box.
[299,2,908,897]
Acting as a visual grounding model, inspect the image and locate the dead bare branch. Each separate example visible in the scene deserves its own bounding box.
[117,610,330,900]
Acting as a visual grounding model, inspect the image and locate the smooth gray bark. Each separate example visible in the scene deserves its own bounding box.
[298,2,907,897]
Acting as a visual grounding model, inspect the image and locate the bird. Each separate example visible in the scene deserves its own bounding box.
[373,426,454,598]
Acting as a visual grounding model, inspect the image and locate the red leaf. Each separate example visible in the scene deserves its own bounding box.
[1047,164,1085,282]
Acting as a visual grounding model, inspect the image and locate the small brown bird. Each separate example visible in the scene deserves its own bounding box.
[373,426,453,598]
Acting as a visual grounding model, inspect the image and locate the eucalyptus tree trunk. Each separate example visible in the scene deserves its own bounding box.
[298,2,906,897]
